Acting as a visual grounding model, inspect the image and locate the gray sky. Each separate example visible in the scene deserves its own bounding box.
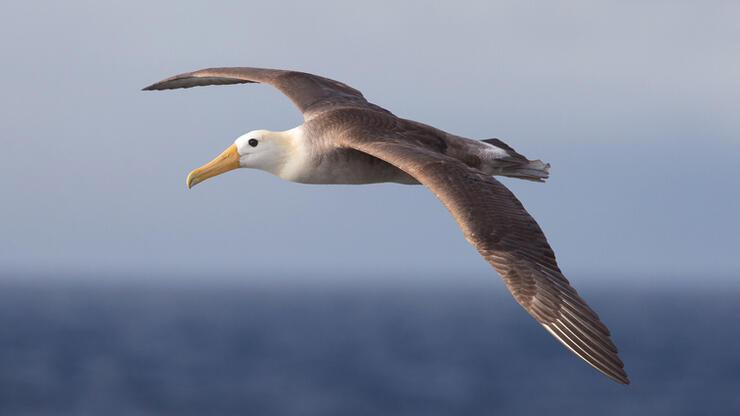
[1,1,738,282]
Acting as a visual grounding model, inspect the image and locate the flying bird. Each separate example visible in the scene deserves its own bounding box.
[143,67,629,384]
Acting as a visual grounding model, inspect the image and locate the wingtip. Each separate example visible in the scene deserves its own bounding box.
[613,375,630,385]
[541,323,630,386]
[608,369,630,385]
[617,369,631,385]
[595,363,631,386]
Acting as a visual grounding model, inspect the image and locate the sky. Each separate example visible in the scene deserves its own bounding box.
[1,1,738,283]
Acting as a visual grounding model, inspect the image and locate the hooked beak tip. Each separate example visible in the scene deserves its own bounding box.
[184,144,240,190]
[186,172,198,189]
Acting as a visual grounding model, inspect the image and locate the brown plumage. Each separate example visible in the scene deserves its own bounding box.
[144,67,629,384]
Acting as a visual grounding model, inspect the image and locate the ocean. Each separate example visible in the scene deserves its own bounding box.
[1,276,738,415]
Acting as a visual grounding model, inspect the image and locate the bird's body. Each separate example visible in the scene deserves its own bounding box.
[144,67,629,384]
[269,123,417,185]
[245,111,549,186]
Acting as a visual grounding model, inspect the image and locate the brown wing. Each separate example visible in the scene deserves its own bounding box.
[142,67,389,119]
[339,127,629,384]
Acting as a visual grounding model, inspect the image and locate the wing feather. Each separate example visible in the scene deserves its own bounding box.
[143,66,387,118]
[144,67,629,384]
[338,123,629,384]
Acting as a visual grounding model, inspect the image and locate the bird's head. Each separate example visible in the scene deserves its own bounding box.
[186,129,294,189]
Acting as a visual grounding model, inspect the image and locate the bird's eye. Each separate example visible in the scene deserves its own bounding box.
[248,138,258,147]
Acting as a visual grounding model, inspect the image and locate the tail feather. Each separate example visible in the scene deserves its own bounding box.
[481,138,550,182]
[499,159,551,182]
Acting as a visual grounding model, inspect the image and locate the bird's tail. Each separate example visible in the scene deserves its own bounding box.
[481,138,551,182]
[497,159,551,182]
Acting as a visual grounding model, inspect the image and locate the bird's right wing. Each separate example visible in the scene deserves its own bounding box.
[143,67,389,119]
[339,130,629,384]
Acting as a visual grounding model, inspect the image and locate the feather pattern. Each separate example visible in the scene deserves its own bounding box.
[144,67,629,384]
[142,67,389,119]
[336,121,629,384]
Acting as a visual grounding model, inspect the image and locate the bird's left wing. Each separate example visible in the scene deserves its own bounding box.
[338,129,629,384]
[143,67,388,119]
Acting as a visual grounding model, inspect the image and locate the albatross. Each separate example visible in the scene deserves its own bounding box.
[143,67,629,384]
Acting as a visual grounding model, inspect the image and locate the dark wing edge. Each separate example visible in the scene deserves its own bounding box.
[142,75,256,91]
[142,67,376,117]
[339,133,630,385]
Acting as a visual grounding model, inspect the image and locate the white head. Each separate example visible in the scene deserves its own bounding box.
[233,129,291,172]
[186,129,296,189]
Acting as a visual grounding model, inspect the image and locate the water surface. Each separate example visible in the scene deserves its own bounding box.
[1,277,738,415]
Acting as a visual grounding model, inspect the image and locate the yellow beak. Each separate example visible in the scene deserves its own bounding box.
[186,144,240,189]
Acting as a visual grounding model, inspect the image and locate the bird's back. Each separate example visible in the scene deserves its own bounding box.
[298,108,548,184]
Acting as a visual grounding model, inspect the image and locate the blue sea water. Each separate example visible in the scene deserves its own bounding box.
[1,276,739,415]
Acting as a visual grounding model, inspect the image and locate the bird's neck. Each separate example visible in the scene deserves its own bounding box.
[268,126,307,181]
